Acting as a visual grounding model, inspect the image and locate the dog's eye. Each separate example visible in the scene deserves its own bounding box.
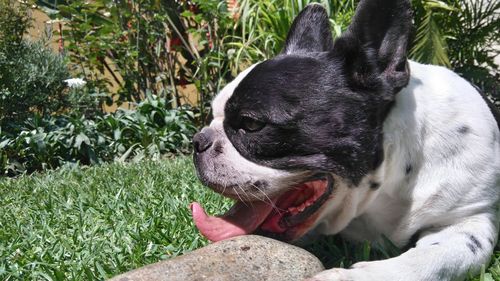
[241,116,265,132]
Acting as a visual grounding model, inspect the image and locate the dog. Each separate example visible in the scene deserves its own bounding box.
[191,0,500,280]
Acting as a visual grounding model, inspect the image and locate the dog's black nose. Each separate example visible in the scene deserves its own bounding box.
[193,128,214,153]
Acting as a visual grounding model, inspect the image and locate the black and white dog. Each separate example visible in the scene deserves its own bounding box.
[191,0,500,280]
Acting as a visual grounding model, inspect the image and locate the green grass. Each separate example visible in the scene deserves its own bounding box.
[0,157,232,280]
[0,157,498,280]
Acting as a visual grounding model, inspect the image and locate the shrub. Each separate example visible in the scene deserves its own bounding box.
[0,95,197,176]
[51,0,357,123]
[0,0,31,50]
[56,0,233,111]
[0,41,70,128]
[98,95,198,161]
[1,114,106,175]
[65,81,109,118]
[0,7,69,126]
[0,0,71,127]
[3,0,497,177]
[0,0,106,127]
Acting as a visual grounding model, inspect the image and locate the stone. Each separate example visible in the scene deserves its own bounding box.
[109,235,324,281]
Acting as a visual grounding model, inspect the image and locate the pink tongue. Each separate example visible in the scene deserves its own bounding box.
[190,201,274,242]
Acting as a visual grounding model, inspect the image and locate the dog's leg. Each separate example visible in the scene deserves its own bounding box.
[307,212,498,281]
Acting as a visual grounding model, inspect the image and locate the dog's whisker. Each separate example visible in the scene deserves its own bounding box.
[226,179,248,207]
[230,169,252,199]
[248,182,282,215]
[220,183,228,198]
[228,170,265,210]
[234,181,252,204]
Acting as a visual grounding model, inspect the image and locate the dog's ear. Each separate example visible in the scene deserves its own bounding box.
[282,4,334,54]
[332,0,412,97]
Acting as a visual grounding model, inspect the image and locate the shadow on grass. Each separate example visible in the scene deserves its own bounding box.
[302,235,401,269]
[302,234,500,281]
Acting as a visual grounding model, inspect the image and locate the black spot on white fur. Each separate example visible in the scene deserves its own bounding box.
[253,180,269,190]
[469,234,482,250]
[369,181,380,189]
[467,242,477,254]
[405,164,413,175]
[466,234,483,255]
[213,142,224,156]
[458,125,470,134]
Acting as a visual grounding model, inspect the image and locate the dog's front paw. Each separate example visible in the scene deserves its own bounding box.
[305,268,354,281]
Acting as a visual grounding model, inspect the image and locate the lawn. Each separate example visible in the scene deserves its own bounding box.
[0,157,498,280]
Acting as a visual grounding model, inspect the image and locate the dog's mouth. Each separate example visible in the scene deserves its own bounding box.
[190,174,334,242]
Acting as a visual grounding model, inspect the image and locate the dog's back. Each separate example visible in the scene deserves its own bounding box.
[342,60,500,250]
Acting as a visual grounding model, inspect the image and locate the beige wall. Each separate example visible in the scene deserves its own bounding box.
[27,9,54,43]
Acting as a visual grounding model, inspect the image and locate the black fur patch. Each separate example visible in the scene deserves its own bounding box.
[403,230,421,250]
[224,54,388,184]
[282,4,334,54]
[223,0,412,185]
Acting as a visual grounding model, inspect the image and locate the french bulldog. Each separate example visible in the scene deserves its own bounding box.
[191,0,500,280]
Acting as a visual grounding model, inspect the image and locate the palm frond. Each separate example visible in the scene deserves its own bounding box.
[410,1,453,67]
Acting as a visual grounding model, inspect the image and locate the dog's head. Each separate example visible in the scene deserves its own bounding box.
[192,0,412,242]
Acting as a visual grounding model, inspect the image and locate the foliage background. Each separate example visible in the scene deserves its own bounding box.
[46,0,500,113]
[1,0,498,176]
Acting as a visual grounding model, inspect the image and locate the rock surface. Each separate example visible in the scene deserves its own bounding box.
[109,235,324,281]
